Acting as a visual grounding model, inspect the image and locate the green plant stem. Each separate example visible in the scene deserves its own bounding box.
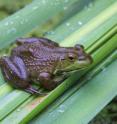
[87,25,117,53]
[0,84,12,99]
[1,34,116,124]
[0,91,30,120]
[0,14,116,122]
[29,50,117,124]
[30,50,116,115]
[36,58,117,124]
[0,0,78,49]
[0,1,116,123]
[61,1,117,47]
[0,0,86,104]
[0,0,116,97]
[47,0,116,42]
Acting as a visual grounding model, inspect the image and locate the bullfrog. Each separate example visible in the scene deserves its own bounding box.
[0,37,93,94]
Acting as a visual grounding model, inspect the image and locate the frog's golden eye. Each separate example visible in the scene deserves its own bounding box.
[68,56,74,60]
[68,53,76,61]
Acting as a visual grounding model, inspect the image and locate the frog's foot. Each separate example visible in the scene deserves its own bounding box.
[25,86,47,96]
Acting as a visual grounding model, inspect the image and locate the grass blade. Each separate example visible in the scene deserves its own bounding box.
[33,58,117,124]
[61,1,117,47]
[0,0,78,49]
[0,1,116,123]
[1,34,116,124]
[29,50,117,124]
[47,0,116,41]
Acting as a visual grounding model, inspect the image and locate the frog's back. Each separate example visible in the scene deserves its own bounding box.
[17,43,60,75]
[11,38,68,77]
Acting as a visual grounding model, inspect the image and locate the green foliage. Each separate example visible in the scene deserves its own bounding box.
[0,0,116,124]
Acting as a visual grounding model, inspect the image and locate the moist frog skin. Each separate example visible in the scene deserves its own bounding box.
[0,37,93,94]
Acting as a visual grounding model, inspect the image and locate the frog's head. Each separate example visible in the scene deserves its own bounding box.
[57,44,93,72]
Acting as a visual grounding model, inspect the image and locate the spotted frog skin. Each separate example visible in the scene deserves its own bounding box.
[0,37,93,94]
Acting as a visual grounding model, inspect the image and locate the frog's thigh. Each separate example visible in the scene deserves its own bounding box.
[10,56,28,80]
[2,57,30,88]
[0,56,28,85]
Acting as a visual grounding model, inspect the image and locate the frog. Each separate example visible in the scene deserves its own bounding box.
[0,37,93,95]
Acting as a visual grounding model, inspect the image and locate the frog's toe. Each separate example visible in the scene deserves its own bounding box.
[25,86,48,95]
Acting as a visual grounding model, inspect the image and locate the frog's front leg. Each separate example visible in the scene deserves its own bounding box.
[0,56,40,94]
[39,72,68,90]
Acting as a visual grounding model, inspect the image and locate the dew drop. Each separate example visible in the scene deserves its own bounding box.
[66,22,70,26]
[16,108,21,112]
[64,0,69,3]
[101,67,106,72]
[88,2,93,8]
[32,6,38,10]
[42,0,46,4]
[57,105,66,113]
[44,31,55,35]
[63,6,68,10]
[4,22,9,26]
[78,21,83,25]
[7,28,16,34]
[20,19,28,25]
[15,15,20,19]
[58,109,64,113]
[84,2,94,11]
[10,21,14,25]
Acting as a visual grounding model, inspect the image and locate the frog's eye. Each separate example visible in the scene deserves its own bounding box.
[75,44,84,50]
[68,53,76,61]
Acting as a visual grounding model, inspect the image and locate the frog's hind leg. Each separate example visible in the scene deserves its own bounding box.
[0,56,47,95]
[0,56,29,89]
